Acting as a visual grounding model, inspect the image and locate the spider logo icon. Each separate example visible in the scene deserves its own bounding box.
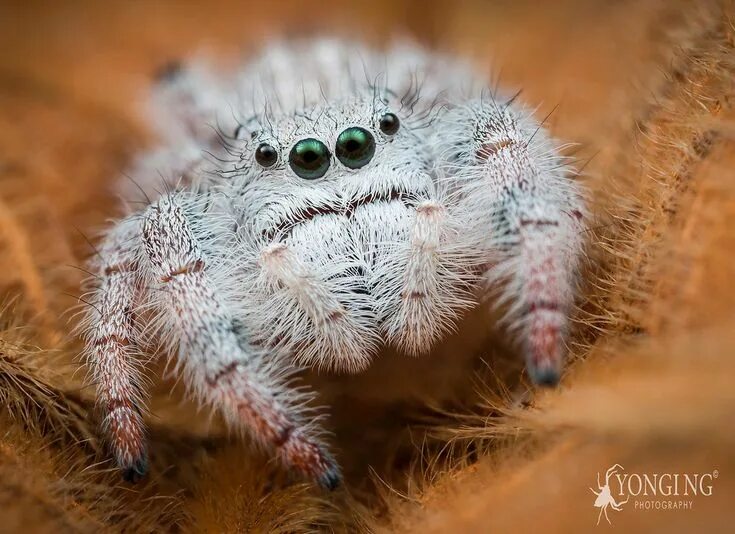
[590,464,629,525]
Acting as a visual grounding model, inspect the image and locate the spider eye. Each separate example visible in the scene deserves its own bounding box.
[255,143,278,168]
[289,138,331,180]
[379,112,400,135]
[335,127,376,169]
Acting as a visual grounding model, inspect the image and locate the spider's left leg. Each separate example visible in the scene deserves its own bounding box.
[125,62,235,200]
[436,98,586,385]
[142,193,340,488]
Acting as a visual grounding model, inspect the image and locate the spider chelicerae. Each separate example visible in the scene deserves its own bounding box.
[80,39,586,489]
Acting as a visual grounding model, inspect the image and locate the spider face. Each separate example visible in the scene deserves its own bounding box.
[231,96,446,371]
[239,97,434,239]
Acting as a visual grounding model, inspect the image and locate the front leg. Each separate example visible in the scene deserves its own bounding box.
[437,98,586,385]
[81,216,149,481]
[142,193,340,489]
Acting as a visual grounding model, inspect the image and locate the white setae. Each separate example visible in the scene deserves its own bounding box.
[79,39,586,489]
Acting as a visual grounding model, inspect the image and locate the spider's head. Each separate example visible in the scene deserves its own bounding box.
[232,95,435,241]
[229,94,442,370]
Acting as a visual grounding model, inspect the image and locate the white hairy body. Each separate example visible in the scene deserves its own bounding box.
[80,39,585,488]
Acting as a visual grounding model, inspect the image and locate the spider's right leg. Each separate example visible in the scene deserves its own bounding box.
[434,97,586,386]
[82,216,149,482]
[142,194,340,489]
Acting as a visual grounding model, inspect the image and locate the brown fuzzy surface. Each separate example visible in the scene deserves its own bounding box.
[1,1,734,532]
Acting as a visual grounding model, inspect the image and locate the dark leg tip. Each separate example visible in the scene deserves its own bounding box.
[121,455,148,484]
[154,60,184,83]
[528,362,561,388]
[316,464,342,491]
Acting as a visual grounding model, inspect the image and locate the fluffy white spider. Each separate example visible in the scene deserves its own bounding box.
[80,39,585,490]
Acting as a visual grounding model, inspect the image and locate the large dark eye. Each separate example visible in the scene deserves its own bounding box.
[379,112,400,135]
[289,138,331,180]
[335,127,376,169]
[255,143,278,168]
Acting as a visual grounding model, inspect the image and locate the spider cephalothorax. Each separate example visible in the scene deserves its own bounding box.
[80,39,585,489]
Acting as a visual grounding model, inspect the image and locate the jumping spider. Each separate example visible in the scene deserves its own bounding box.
[80,39,585,489]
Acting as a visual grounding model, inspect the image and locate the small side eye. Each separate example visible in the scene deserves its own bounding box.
[379,112,400,135]
[289,138,331,180]
[336,127,376,169]
[255,143,278,168]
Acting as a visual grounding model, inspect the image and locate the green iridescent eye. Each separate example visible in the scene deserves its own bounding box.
[335,127,376,169]
[289,138,331,180]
